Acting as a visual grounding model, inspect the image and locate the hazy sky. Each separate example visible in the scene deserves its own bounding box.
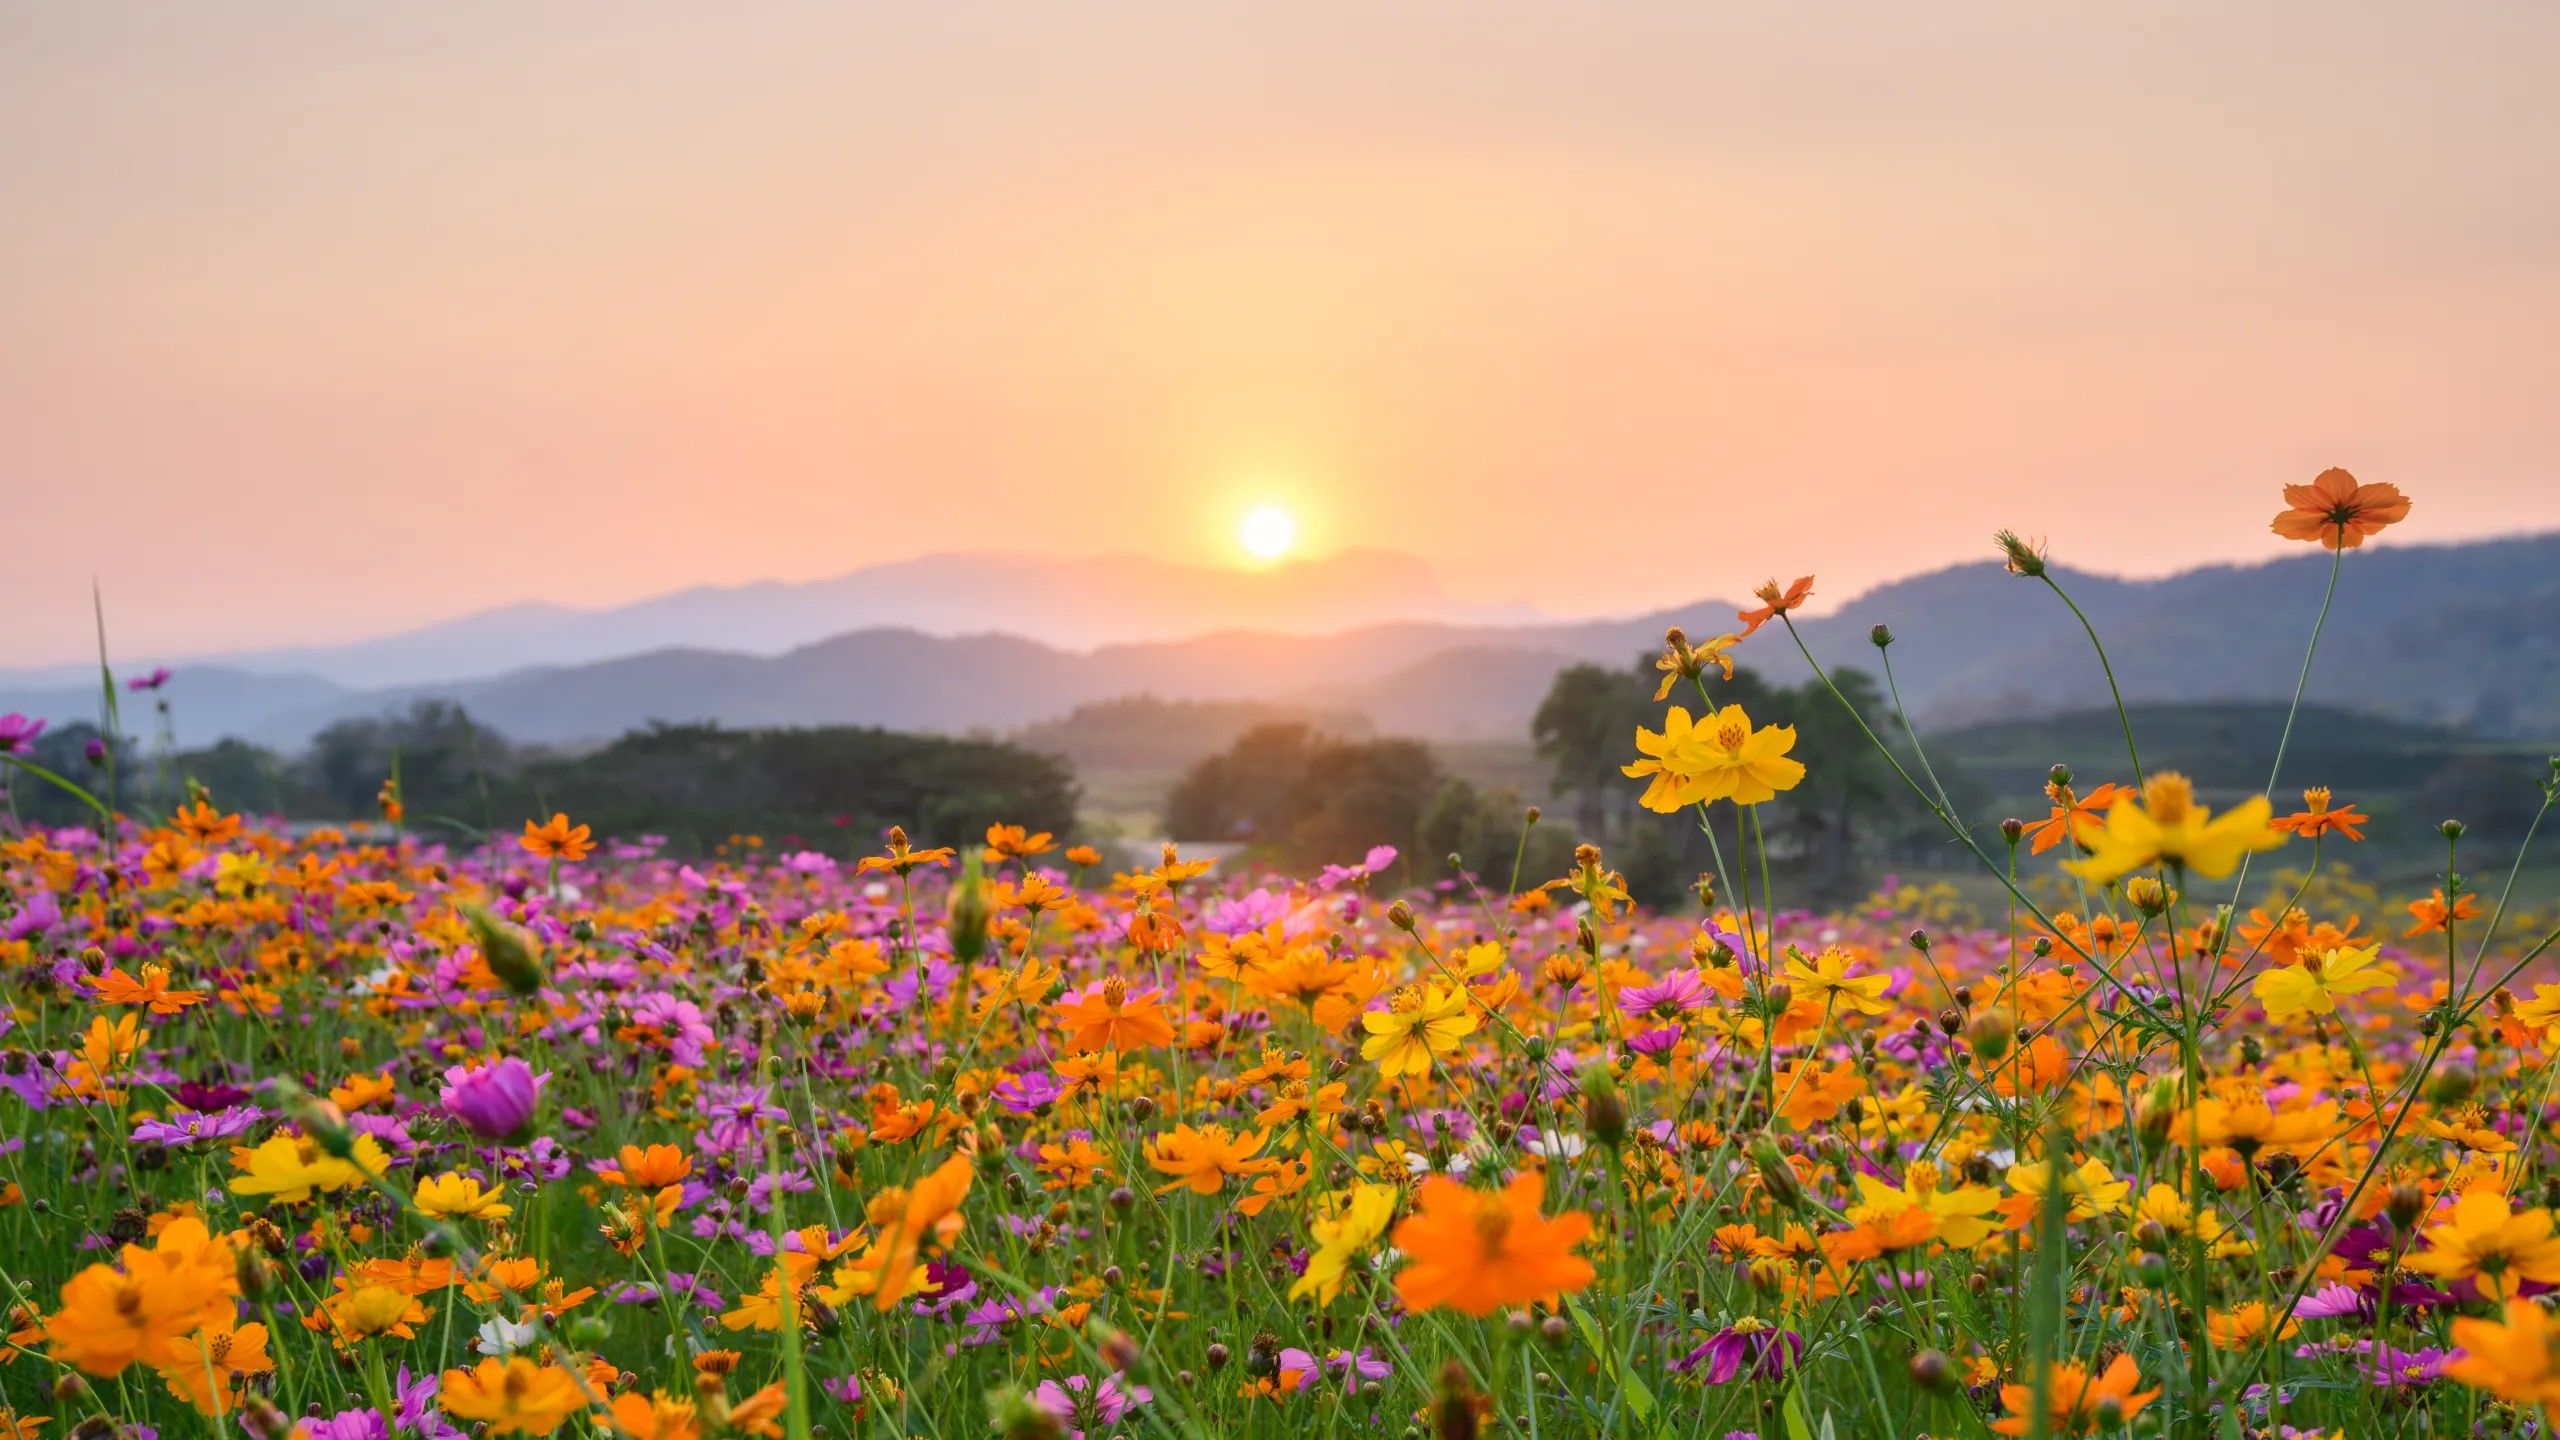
[6,3,2558,666]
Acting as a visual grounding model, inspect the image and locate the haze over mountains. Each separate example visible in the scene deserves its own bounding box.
[6,535,2558,750]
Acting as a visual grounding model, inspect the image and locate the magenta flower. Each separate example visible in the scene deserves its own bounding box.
[1620,969,1710,1018]
[1673,1321,1803,1384]
[0,714,43,756]
[438,1057,546,1140]
[1029,1372,1149,1438]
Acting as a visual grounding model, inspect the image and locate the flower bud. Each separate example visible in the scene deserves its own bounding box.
[1432,1360,1480,1440]
[2384,1182,2427,1230]
[1908,1349,1951,1392]
[2427,1064,2476,1106]
[1386,900,1416,931]
[1580,1069,1627,1149]
[945,855,990,966]
[461,903,544,997]
[1964,1010,2015,1064]
[1748,1136,1803,1209]
[1870,624,1893,648]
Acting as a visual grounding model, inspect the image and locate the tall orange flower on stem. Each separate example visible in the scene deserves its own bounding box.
[2270,467,2410,549]
[1391,1171,1594,1316]
[1990,1354,2158,1436]
[1736,576,1813,638]
[519,813,593,863]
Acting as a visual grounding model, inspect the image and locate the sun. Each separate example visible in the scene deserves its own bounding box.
[1237,503,1298,563]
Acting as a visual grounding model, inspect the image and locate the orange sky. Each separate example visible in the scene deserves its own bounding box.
[6,4,2559,667]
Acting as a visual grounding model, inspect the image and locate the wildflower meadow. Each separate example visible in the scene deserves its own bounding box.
[12,468,2560,1440]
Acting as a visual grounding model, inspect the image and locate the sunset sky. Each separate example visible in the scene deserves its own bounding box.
[6,3,2558,667]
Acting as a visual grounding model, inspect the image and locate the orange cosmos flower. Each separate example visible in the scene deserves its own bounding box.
[1144,1124,1271,1196]
[43,1247,230,1377]
[855,826,956,876]
[155,1320,273,1416]
[1990,1354,2158,1436]
[981,824,1055,863]
[2405,886,2480,937]
[169,801,244,847]
[1735,575,1814,638]
[2021,781,2125,856]
[2270,466,2411,549]
[1055,978,1176,1052]
[860,1151,974,1311]
[2445,1298,2560,1404]
[519,813,593,862]
[2271,787,2367,842]
[89,963,208,1015]
[600,1143,693,1190]
[1390,1171,1595,1317]
[436,1357,591,1436]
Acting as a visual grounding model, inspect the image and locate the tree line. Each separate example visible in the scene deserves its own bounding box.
[3,702,1078,857]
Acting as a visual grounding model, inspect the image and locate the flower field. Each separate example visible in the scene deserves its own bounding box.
[10,471,2560,1438]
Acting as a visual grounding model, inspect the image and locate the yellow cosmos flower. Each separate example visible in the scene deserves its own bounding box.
[1290,1182,1399,1307]
[2403,1186,2560,1300]
[228,1133,393,1205]
[2252,944,2391,1022]
[1360,983,1479,1078]
[1624,704,1806,813]
[1847,1162,2001,1249]
[2063,772,2284,884]
[1780,946,1891,1016]
[414,1172,515,1222]
[2004,1156,2130,1222]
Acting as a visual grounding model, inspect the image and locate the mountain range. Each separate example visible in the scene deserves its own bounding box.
[6,534,2558,750]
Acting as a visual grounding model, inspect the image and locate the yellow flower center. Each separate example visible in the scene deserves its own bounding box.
[2142,772,2196,824]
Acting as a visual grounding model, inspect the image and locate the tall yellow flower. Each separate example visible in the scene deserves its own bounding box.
[1359,983,1479,1078]
[414,1172,514,1222]
[2064,772,2283,884]
[2252,944,2391,1022]
[1290,1183,1399,1307]
[2403,1187,2560,1300]
[1780,947,1891,1016]
[1625,704,1805,813]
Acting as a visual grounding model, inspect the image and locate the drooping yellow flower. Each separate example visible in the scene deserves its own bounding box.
[414,1172,514,1222]
[2064,772,2284,884]
[1359,983,1478,1078]
[2252,944,2391,1022]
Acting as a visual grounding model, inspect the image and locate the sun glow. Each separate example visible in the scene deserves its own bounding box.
[1237,503,1298,563]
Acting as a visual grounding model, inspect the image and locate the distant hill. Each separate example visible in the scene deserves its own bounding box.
[8,533,2560,749]
[0,548,1535,688]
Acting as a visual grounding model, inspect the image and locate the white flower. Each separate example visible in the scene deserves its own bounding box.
[474,1316,540,1355]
